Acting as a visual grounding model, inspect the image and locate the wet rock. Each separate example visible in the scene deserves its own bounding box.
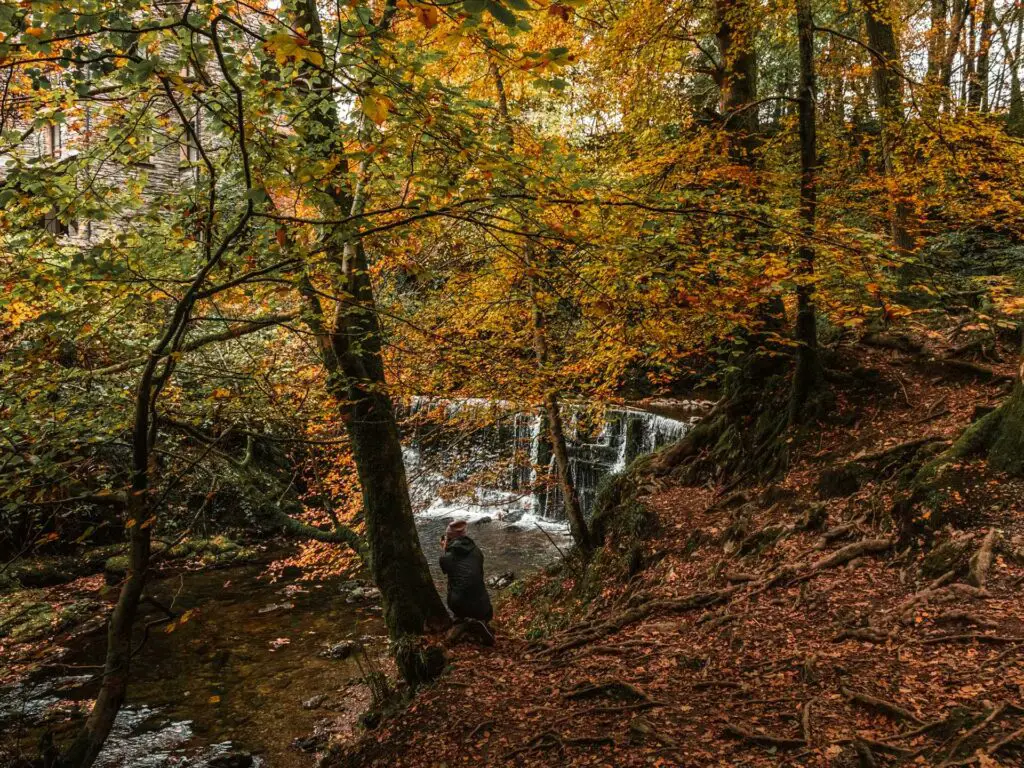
[320,640,359,660]
[302,694,329,710]
[340,581,381,604]
[257,601,295,614]
[291,733,326,753]
[473,516,493,525]
[486,571,515,589]
[0,593,101,644]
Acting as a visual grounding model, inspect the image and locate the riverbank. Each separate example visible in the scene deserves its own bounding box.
[0,520,568,767]
[326,339,1024,767]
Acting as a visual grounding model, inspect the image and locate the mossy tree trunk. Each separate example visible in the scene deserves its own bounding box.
[790,0,826,424]
[714,0,759,161]
[916,354,1024,486]
[293,0,450,683]
[987,358,1024,475]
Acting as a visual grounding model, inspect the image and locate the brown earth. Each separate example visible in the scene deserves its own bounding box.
[328,340,1024,767]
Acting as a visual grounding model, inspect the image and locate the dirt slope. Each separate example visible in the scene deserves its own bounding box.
[329,343,1024,768]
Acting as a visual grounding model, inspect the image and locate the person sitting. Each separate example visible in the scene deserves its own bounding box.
[439,520,494,645]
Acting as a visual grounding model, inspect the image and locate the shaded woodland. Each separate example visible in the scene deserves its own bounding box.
[2,0,1024,764]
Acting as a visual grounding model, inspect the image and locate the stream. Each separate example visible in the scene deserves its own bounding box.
[0,402,695,767]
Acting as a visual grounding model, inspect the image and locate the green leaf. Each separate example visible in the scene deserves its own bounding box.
[487,1,518,26]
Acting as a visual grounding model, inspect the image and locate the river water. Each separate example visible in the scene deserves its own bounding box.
[0,402,694,767]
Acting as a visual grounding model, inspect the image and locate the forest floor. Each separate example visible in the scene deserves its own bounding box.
[328,336,1024,767]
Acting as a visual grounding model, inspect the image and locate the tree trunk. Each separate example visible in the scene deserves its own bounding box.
[927,0,948,89]
[863,0,915,258]
[790,0,823,423]
[59,495,150,768]
[714,0,759,160]
[987,361,1024,475]
[293,0,450,679]
[972,0,995,110]
[941,0,970,106]
[535,315,593,555]
[1002,8,1023,134]
[965,4,978,109]
[489,61,593,554]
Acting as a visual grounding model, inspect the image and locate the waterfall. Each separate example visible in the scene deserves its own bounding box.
[399,398,700,527]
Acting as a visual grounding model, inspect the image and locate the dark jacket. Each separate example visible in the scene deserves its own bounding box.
[439,536,493,622]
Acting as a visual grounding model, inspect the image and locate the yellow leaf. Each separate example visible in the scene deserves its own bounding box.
[414,5,440,28]
[264,32,324,68]
[208,695,221,704]
[361,93,394,125]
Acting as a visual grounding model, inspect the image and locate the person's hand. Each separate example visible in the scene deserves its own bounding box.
[440,535,447,552]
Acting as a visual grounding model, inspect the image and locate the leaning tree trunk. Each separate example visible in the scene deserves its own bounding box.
[60,493,151,768]
[293,0,450,682]
[489,61,593,555]
[863,0,915,258]
[535,316,593,555]
[790,0,824,424]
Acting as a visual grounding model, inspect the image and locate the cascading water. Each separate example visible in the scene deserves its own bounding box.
[400,398,697,527]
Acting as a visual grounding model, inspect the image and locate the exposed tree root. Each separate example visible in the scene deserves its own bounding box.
[840,685,924,724]
[853,737,878,767]
[503,731,615,759]
[468,720,495,740]
[967,529,998,588]
[535,588,738,658]
[810,539,895,571]
[985,724,1024,759]
[802,700,814,744]
[878,717,951,743]
[933,610,996,628]
[723,721,805,748]
[834,628,892,644]
[918,633,1023,645]
[850,436,948,465]
[896,570,957,613]
[564,680,651,703]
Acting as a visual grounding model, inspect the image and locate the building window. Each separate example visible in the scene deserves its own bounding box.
[44,123,62,158]
[44,210,68,237]
[43,209,78,239]
[181,109,202,163]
